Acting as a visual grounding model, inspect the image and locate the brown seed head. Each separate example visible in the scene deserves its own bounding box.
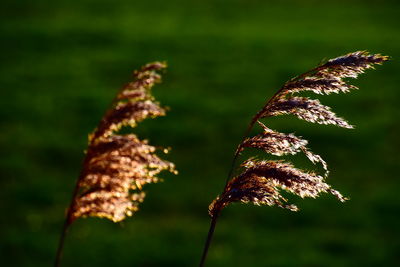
[210,52,388,216]
[69,62,176,223]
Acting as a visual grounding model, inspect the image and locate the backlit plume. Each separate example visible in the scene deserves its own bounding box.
[209,51,388,217]
[67,62,176,223]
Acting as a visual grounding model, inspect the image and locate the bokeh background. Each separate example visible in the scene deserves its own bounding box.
[1,0,399,266]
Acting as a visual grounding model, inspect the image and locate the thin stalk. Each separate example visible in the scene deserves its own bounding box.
[224,117,258,186]
[224,85,285,186]
[200,60,349,267]
[54,216,70,267]
[54,67,166,266]
[201,84,294,266]
[199,211,220,267]
[54,167,87,267]
[199,114,259,267]
[54,98,112,266]
[225,63,324,186]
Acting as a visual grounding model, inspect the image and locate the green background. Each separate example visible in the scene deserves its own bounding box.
[1,0,399,266]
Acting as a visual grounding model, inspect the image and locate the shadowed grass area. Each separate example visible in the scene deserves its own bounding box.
[1,0,399,266]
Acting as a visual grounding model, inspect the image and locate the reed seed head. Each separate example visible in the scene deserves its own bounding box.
[210,51,388,217]
[69,62,176,223]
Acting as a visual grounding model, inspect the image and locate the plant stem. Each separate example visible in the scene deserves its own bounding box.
[199,117,259,267]
[54,77,142,266]
[201,85,296,266]
[54,170,86,267]
[200,63,330,266]
[54,217,70,267]
[199,212,220,267]
[224,116,259,186]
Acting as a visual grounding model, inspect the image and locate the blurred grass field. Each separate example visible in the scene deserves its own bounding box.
[1,0,399,266]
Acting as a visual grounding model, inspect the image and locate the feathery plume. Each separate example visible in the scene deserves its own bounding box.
[241,121,328,176]
[210,51,387,216]
[56,62,176,266]
[241,122,308,156]
[69,62,176,223]
[266,97,354,128]
[282,77,354,95]
[317,51,388,79]
[200,51,388,266]
[209,159,346,217]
